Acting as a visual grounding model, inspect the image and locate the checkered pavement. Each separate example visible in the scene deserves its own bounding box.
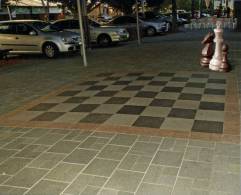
[9,71,228,133]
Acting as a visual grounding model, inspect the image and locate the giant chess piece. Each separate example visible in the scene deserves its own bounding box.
[200,32,215,67]
[219,43,230,72]
[209,21,224,71]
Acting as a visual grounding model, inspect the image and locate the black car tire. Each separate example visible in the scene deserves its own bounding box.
[146,27,156,36]
[97,34,112,47]
[43,43,59,58]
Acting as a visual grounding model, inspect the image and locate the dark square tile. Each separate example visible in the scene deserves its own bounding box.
[79,81,99,85]
[171,77,189,82]
[127,72,144,76]
[58,90,81,96]
[192,120,223,133]
[31,112,64,121]
[204,88,226,95]
[96,72,113,77]
[207,79,226,84]
[168,108,196,119]
[105,97,130,104]
[86,85,107,91]
[179,93,202,101]
[191,73,209,78]
[133,116,164,128]
[137,76,154,80]
[95,91,118,97]
[113,81,131,85]
[71,104,99,112]
[148,81,167,86]
[123,85,143,91]
[150,99,175,107]
[199,102,225,111]
[28,103,57,111]
[117,105,145,115]
[64,97,89,103]
[162,87,183,93]
[104,76,121,81]
[185,82,206,88]
[135,91,158,98]
[80,113,111,123]
[158,72,175,77]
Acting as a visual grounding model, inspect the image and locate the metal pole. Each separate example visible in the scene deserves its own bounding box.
[135,0,141,45]
[7,6,12,20]
[77,0,88,67]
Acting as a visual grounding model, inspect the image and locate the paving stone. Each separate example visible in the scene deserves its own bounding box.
[28,152,66,169]
[63,174,107,195]
[48,140,79,154]
[129,142,159,157]
[83,158,119,177]
[0,158,30,175]
[98,145,129,160]
[63,149,97,164]
[25,179,68,195]
[152,151,184,167]
[5,167,48,188]
[45,163,84,182]
[179,161,212,179]
[0,186,27,195]
[119,154,152,172]
[110,134,137,146]
[105,169,143,192]
[143,165,178,186]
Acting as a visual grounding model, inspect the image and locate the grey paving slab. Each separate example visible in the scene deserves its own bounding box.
[97,145,129,161]
[105,169,144,192]
[63,174,107,195]
[25,179,68,195]
[0,186,27,195]
[45,162,84,182]
[152,151,184,167]
[83,158,119,177]
[28,152,66,169]
[4,167,48,188]
[0,157,30,175]
[179,160,212,179]
[136,183,172,195]
[63,149,98,164]
[143,165,178,186]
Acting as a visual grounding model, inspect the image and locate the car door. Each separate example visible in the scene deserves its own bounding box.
[12,23,40,52]
[0,23,18,51]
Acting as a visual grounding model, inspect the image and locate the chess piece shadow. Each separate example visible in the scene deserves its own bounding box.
[200,32,215,67]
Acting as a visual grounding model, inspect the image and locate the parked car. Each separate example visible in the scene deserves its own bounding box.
[0,20,81,58]
[51,19,129,47]
[139,12,171,33]
[107,15,169,37]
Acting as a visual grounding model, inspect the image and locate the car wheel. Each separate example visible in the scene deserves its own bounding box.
[43,43,59,58]
[146,27,156,36]
[98,35,111,47]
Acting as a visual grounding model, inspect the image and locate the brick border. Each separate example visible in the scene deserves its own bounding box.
[0,71,239,143]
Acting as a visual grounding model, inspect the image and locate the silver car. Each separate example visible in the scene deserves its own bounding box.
[0,20,81,58]
[51,19,130,47]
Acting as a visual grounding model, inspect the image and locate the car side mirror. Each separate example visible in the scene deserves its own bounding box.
[29,31,37,36]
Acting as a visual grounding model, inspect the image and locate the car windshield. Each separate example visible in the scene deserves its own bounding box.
[32,21,57,32]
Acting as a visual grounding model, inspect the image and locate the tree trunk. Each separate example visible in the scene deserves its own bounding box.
[40,0,49,21]
[172,0,177,32]
[191,0,195,18]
